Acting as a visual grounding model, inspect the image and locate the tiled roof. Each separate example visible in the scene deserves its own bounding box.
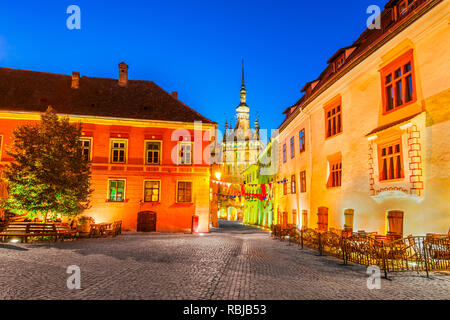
[280,0,435,129]
[0,67,216,124]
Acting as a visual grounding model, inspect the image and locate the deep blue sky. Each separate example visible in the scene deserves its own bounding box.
[0,0,386,131]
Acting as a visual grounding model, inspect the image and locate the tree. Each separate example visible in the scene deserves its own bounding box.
[1,107,92,221]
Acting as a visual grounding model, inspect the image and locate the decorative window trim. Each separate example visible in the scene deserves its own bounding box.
[290,137,295,159]
[143,180,161,203]
[178,141,193,165]
[377,139,405,182]
[324,96,343,139]
[110,138,128,164]
[79,137,93,162]
[299,129,306,153]
[291,174,296,194]
[107,179,126,202]
[327,158,342,188]
[144,140,162,165]
[380,49,416,115]
[300,170,307,193]
[176,180,193,203]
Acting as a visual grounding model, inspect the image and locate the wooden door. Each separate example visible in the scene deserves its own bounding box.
[387,210,404,237]
[137,211,157,232]
[317,207,328,232]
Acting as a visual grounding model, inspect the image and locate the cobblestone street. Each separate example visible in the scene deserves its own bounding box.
[0,220,448,300]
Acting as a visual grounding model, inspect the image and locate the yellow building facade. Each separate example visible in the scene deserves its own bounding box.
[276,0,449,236]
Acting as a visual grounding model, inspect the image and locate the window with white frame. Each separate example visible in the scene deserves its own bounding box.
[79,138,92,162]
[178,142,193,165]
[145,141,161,165]
[111,140,127,164]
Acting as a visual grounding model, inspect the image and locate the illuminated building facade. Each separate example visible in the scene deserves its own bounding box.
[276,0,449,236]
[0,63,217,232]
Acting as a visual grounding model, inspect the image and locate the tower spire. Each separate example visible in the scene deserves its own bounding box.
[239,59,247,106]
[241,59,245,88]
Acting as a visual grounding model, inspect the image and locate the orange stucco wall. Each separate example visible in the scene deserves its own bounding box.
[0,114,215,233]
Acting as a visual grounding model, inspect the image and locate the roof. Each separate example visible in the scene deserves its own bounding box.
[365,112,422,136]
[0,67,216,125]
[279,0,436,130]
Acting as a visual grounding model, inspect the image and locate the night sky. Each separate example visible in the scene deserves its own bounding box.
[0,0,386,131]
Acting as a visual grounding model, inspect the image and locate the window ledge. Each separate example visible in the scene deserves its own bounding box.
[105,199,129,203]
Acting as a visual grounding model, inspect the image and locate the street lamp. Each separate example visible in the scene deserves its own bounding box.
[215,171,222,181]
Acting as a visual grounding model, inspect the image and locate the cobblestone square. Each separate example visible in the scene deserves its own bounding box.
[0,220,448,300]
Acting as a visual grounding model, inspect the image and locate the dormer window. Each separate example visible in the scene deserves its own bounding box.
[335,55,345,70]
[398,0,416,17]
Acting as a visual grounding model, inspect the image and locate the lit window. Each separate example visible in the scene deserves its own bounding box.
[291,175,296,194]
[381,50,415,113]
[379,141,404,181]
[283,179,288,195]
[177,181,192,203]
[327,160,342,188]
[325,105,342,138]
[282,144,287,163]
[111,140,127,164]
[178,142,193,165]
[79,138,91,162]
[144,181,160,202]
[299,129,306,153]
[146,141,161,165]
[109,180,125,202]
[290,137,295,158]
[300,170,307,193]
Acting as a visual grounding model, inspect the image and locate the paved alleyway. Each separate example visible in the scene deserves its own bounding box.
[0,220,448,300]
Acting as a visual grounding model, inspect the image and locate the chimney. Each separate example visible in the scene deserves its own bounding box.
[171,91,178,99]
[118,62,128,87]
[71,71,80,89]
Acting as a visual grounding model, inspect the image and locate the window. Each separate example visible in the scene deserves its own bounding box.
[282,144,287,163]
[398,0,415,17]
[178,142,193,165]
[145,141,161,165]
[290,137,295,158]
[111,140,127,164]
[79,138,91,162]
[327,161,342,188]
[300,170,307,193]
[379,141,404,181]
[335,55,345,70]
[381,50,415,113]
[177,181,192,203]
[144,180,160,202]
[283,179,288,195]
[291,175,296,194]
[325,105,342,138]
[108,180,125,202]
[299,129,306,153]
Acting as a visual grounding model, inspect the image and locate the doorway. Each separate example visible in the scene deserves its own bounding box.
[137,211,157,232]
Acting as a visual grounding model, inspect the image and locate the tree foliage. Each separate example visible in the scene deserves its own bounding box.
[1,107,92,219]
